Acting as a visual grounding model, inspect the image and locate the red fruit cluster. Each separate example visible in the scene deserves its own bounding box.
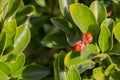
[74,32,93,52]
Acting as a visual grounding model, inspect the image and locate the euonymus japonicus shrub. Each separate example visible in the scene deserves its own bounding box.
[41,0,120,80]
[0,0,50,80]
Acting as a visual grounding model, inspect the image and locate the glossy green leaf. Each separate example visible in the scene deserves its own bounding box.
[100,18,114,51]
[93,67,105,80]
[66,65,81,80]
[50,17,75,35]
[22,64,50,80]
[64,51,84,67]
[0,62,10,77]
[3,0,22,23]
[41,32,69,48]
[109,71,120,80]
[0,0,9,20]
[59,0,77,21]
[11,66,26,79]
[102,18,115,32]
[90,1,107,26]
[70,3,99,41]
[98,25,111,52]
[8,53,25,74]
[2,19,17,55]
[66,34,82,47]
[12,24,31,54]
[81,44,99,59]
[78,60,95,74]
[54,51,66,80]
[113,23,120,42]
[51,17,79,46]
[104,64,115,76]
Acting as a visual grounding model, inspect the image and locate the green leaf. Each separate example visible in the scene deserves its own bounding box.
[111,43,120,55]
[101,18,115,51]
[0,62,10,77]
[70,3,99,41]
[11,66,25,79]
[64,51,84,67]
[110,55,120,70]
[51,17,79,46]
[35,0,46,7]
[90,1,107,26]
[2,19,17,55]
[109,71,120,80]
[102,18,115,32]
[93,67,105,80]
[0,31,6,55]
[81,44,99,59]
[50,17,75,35]
[66,34,82,47]
[104,64,116,76]
[41,32,69,48]
[78,60,95,74]
[102,55,113,69]
[22,64,50,80]
[0,0,9,20]
[8,53,25,74]
[54,51,66,80]
[98,24,111,52]
[59,0,77,21]
[3,0,22,23]
[113,23,120,42]
[16,5,35,26]
[113,2,120,23]
[66,65,81,80]
[12,24,31,54]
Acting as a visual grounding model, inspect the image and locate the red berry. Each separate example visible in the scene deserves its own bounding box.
[74,40,85,51]
[82,32,93,44]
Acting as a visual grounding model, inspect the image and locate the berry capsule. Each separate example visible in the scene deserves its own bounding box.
[74,40,85,51]
[82,32,93,44]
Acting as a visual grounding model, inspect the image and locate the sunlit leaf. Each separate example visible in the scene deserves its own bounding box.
[113,23,120,42]
[64,51,84,67]
[12,24,31,54]
[70,3,99,42]
[3,0,22,23]
[98,25,111,52]
[2,19,17,54]
[104,64,115,76]
[93,67,105,80]
[8,53,25,73]
[90,1,107,26]
[81,44,99,59]
[0,61,10,78]
[0,0,9,21]
[66,65,81,80]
